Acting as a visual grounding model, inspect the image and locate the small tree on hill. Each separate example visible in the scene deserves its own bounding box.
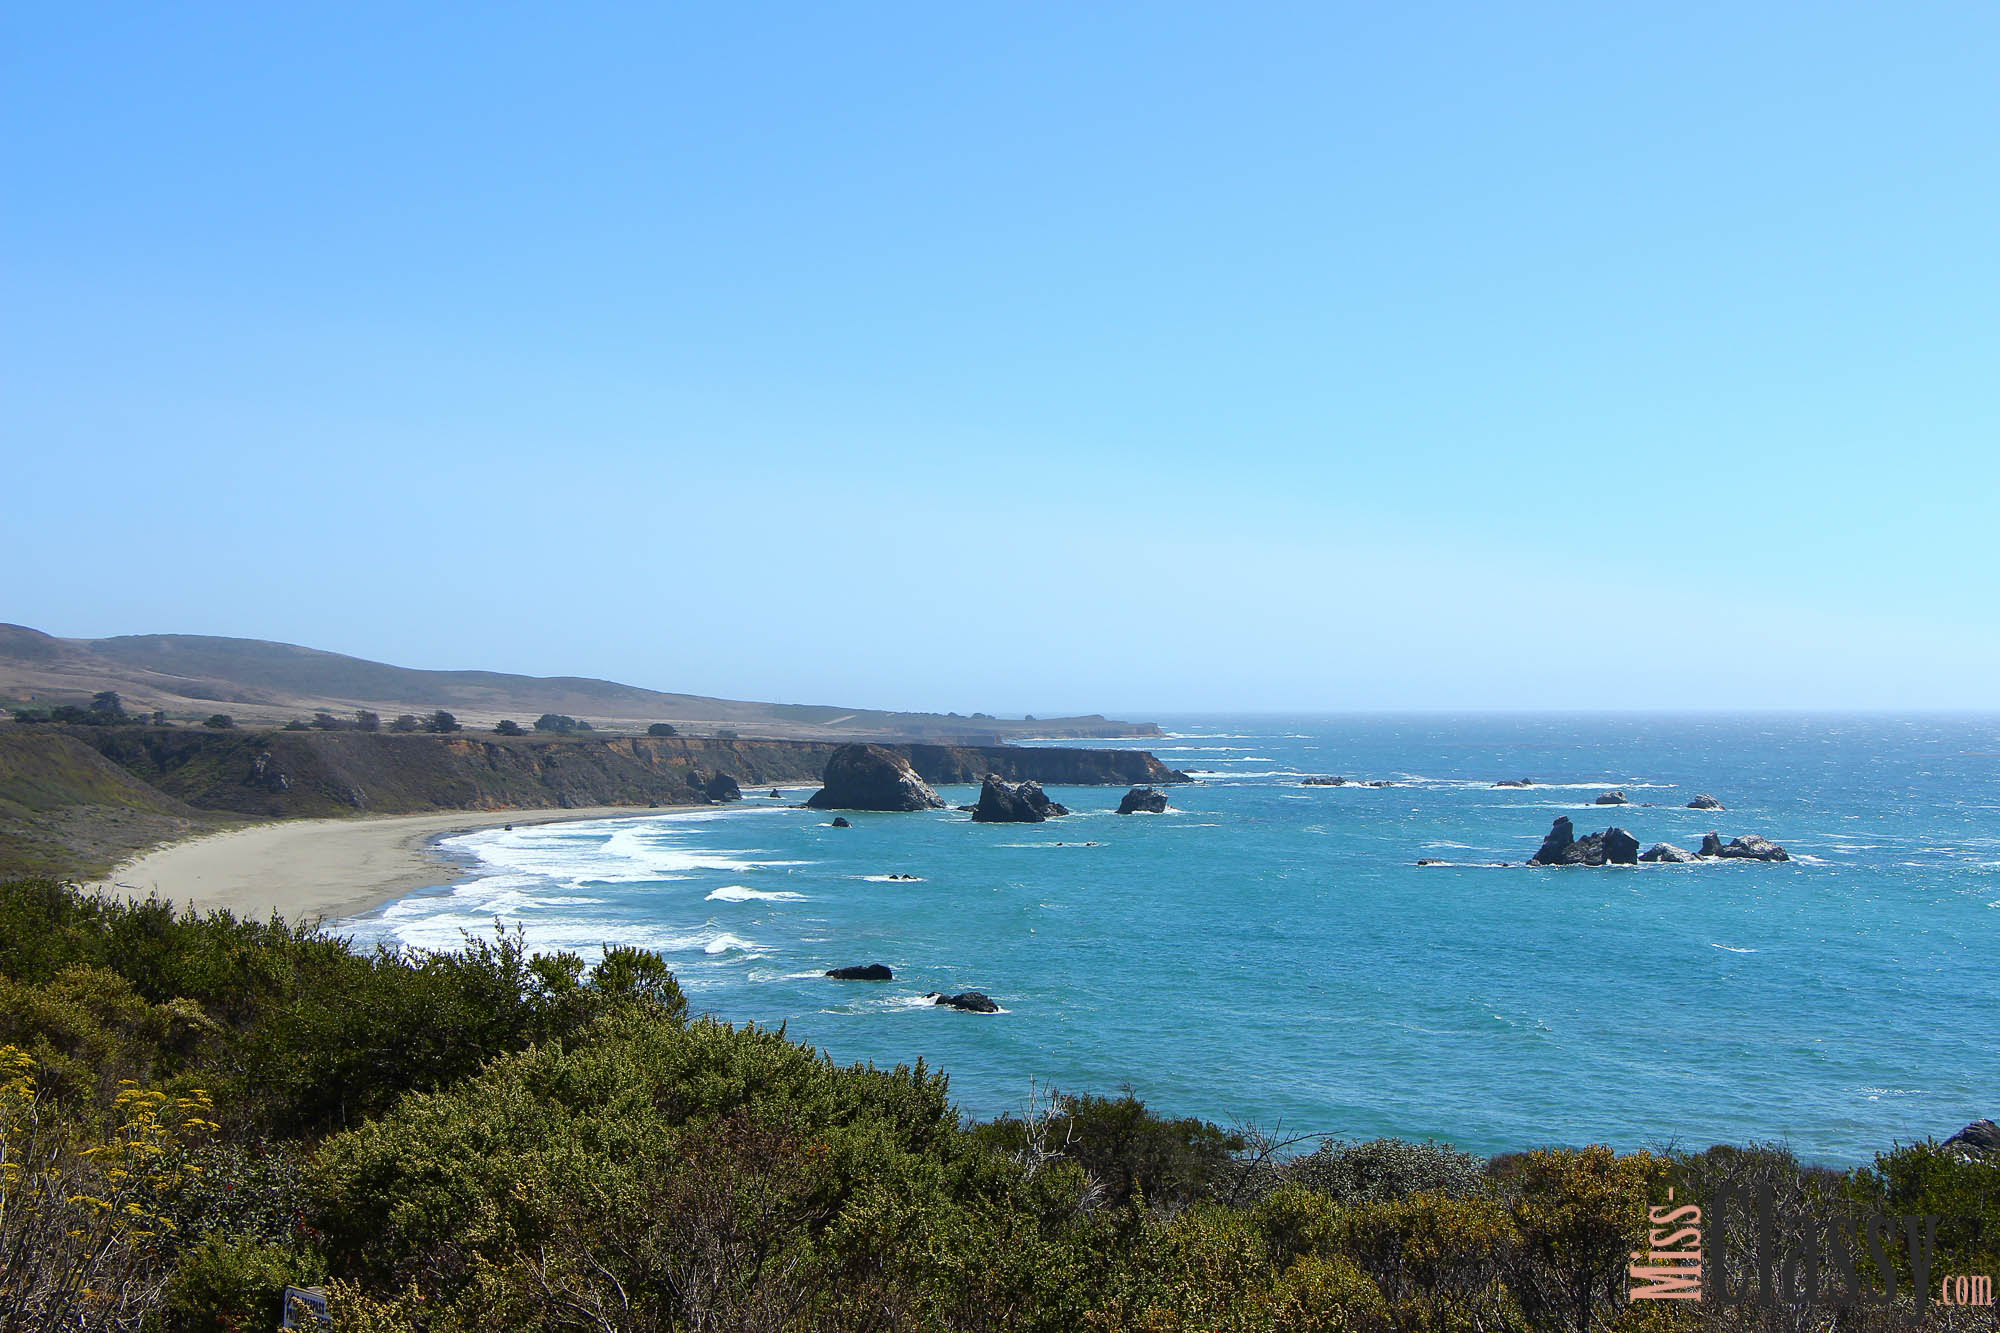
[311,711,344,730]
[494,719,524,736]
[203,714,234,729]
[389,714,422,733]
[535,714,579,734]
[646,723,677,737]
[90,691,125,720]
[354,710,381,732]
[426,711,461,734]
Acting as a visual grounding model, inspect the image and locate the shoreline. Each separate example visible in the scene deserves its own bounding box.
[85,804,719,925]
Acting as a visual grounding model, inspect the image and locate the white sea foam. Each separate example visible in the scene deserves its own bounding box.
[706,886,808,902]
[1710,944,1760,954]
[858,874,927,882]
[703,933,758,955]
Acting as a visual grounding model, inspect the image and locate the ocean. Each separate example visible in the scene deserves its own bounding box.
[336,713,1999,1166]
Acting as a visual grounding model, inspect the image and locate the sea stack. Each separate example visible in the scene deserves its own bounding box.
[807,744,946,812]
[1117,785,1170,814]
[970,775,1068,823]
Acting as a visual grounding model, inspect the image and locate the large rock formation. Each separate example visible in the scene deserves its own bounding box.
[1713,834,1790,862]
[1594,790,1630,805]
[927,990,1000,1013]
[1529,817,1597,866]
[704,770,742,802]
[825,963,893,981]
[806,745,945,812]
[1686,793,1725,810]
[1944,1119,2000,1153]
[1117,785,1170,814]
[1527,817,1638,866]
[1640,842,1700,863]
[971,775,1069,823]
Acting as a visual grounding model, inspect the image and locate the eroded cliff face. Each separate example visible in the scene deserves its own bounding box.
[72,729,1188,821]
[898,744,1191,786]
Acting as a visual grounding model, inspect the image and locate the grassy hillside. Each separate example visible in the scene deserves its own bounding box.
[0,623,1162,740]
[0,730,226,877]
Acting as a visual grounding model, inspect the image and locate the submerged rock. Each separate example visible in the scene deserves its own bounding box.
[1640,842,1701,863]
[971,775,1069,823]
[826,964,893,981]
[1117,785,1170,814]
[1594,790,1630,805]
[927,990,1000,1013]
[807,744,946,812]
[1493,778,1535,788]
[1686,793,1725,810]
[1301,776,1347,786]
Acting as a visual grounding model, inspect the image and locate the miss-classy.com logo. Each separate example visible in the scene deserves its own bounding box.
[1629,1187,1991,1309]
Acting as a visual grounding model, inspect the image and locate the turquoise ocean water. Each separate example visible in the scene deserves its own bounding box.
[337,714,1999,1165]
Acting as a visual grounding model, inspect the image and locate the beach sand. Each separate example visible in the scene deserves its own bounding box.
[86,805,709,925]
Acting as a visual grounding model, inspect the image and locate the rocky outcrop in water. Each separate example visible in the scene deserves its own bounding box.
[704,771,742,802]
[830,816,851,827]
[1494,778,1535,788]
[927,990,999,1013]
[1530,817,1596,865]
[1528,817,1638,866]
[1640,842,1700,863]
[807,745,946,812]
[1944,1119,2000,1153]
[1594,790,1629,805]
[1302,776,1347,786]
[971,776,1069,823]
[1686,793,1725,810]
[1706,832,1790,861]
[825,963,893,981]
[1117,785,1170,814]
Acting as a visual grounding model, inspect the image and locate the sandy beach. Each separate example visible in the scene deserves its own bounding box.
[87,805,709,925]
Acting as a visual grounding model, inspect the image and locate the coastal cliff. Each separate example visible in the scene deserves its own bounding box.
[0,725,1192,875]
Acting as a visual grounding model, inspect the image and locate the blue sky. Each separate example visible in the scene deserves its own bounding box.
[4,3,1997,713]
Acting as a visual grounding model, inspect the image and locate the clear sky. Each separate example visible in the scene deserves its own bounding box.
[5,3,1997,714]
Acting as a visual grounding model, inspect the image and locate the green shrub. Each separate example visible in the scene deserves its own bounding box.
[154,1232,323,1333]
[976,1091,1244,1210]
[1287,1138,1486,1206]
